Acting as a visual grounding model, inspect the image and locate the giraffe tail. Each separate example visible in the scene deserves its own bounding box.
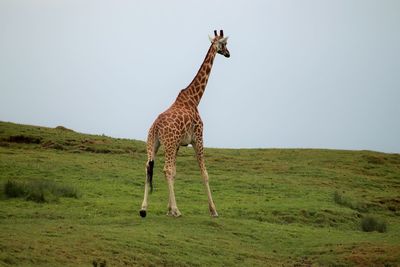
[147,160,154,193]
[146,125,159,193]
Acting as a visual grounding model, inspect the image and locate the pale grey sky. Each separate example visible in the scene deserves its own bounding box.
[1,0,399,153]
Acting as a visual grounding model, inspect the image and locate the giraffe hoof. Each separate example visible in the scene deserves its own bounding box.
[167,209,182,217]
[139,210,147,218]
[211,211,219,218]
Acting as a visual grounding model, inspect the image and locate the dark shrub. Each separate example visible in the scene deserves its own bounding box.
[4,180,27,198]
[3,179,80,203]
[8,135,42,144]
[361,216,387,233]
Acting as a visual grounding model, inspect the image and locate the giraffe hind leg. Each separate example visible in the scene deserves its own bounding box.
[164,146,181,217]
[140,160,155,218]
[140,132,160,218]
[139,160,154,218]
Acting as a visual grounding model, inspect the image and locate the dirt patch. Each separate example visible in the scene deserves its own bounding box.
[83,146,112,154]
[362,155,386,165]
[42,141,65,150]
[375,197,400,213]
[81,139,109,145]
[343,243,400,267]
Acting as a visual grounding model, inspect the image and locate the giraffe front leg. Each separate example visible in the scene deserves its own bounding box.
[192,134,218,217]
[202,168,218,217]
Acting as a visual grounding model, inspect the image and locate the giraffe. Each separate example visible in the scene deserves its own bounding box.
[139,30,230,218]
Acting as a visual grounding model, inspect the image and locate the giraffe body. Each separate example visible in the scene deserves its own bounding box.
[140,30,230,217]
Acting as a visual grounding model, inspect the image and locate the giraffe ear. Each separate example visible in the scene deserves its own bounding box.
[208,35,214,43]
[219,36,229,43]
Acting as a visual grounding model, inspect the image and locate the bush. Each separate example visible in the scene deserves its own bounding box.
[361,216,387,233]
[7,135,42,144]
[4,180,27,198]
[3,179,80,203]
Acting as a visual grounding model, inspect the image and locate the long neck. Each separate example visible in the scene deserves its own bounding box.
[175,44,217,107]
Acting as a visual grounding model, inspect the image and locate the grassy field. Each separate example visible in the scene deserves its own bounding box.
[0,121,399,266]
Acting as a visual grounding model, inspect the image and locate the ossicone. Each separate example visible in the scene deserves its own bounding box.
[213,29,225,37]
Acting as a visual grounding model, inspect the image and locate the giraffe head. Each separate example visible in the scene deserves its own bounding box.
[209,30,230,58]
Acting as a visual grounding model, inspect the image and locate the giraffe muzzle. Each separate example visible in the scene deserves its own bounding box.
[218,49,230,58]
[222,50,230,58]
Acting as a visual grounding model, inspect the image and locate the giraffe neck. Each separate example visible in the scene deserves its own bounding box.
[175,44,217,107]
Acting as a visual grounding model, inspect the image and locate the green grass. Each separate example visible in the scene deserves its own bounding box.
[0,121,400,266]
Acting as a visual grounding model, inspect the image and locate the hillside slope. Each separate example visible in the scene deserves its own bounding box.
[0,121,399,266]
